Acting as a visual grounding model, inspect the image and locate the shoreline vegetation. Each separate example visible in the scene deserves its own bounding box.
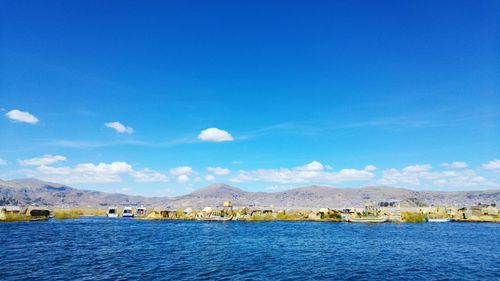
[1,205,499,223]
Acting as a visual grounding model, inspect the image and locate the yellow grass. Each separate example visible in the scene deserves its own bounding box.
[1,213,31,222]
[401,211,426,223]
[52,208,106,219]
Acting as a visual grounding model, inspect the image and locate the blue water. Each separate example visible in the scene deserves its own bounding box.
[1,219,499,280]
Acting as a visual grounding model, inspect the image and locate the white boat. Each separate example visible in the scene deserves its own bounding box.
[135,207,147,217]
[122,206,134,218]
[107,207,118,218]
[427,218,452,222]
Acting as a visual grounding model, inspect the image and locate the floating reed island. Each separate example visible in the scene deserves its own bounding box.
[2,200,499,223]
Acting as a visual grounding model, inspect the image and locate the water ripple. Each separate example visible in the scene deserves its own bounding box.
[0,219,499,280]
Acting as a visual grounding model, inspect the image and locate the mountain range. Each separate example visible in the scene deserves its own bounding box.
[1,178,499,209]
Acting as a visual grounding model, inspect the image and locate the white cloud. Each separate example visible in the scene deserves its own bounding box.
[5,109,39,124]
[205,174,216,181]
[0,159,7,165]
[379,164,436,186]
[178,175,190,183]
[35,161,133,183]
[332,169,374,181]
[431,172,491,187]
[402,164,432,173]
[104,121,134,134]
[19,155,66,166]
[364,165,377,171]
[73,161,133,174]
[295,161,324,171]
[36,165,72,175]
[379,168,421,185]
[265,185,295,192]
[197,128,234,142]
[378,163,499,188]
[170,166,193,176]
[30,161,166,184]
[131,168,168,182]
[482,159,500,170]
[441,161,468,169]
[230,161,374,184]
[207,166,231,175]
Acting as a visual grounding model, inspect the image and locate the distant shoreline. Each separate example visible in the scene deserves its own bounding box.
[2,206,499,223]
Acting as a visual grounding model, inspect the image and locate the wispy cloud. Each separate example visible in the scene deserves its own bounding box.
[237,110,500,140]
[46,136,199,149]
[19,154,66,166]
[441,162,468,169]
[483,159,500,170]
[207,166,231,175]
[105,121,134,134]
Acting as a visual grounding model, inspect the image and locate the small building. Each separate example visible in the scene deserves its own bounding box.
[457,206,484,219]
[262,209,273,215]
[249,208,262,216]
[0,206,22,220]
[237,207,250,216]
[223,201,233,212]
[25,207,50,220]
[184,207,194,215]
[471,206,483,217]
[250,208,273,216]
[482,205,498,216]
[160,209,178,219]
[135,207,147,217]
[308,211,321,220]
[318,208,330,215]
[1,206,21,214]
[341,208,353,214]
[446,207,457,217]
[202,207,213,216]
[364,202,381,216]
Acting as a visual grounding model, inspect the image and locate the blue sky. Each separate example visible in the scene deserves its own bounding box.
[1,1,499,196]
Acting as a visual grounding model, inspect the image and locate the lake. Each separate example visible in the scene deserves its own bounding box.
[1,218,499,280]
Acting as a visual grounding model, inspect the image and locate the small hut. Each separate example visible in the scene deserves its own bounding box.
[1,206,21,214]
[25,207,50,220]
[160,209,178,219]
[223,201,233,213]
[237,207,250,216]
[481,205,498,216]
[364,202,381,216]
[318,208,331,216]
[308,210,321,220]
[202,207,213,216]
[0,206,22,220]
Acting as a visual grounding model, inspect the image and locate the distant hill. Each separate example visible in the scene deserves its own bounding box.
[0,178,167,208]
[1,178,499,209]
